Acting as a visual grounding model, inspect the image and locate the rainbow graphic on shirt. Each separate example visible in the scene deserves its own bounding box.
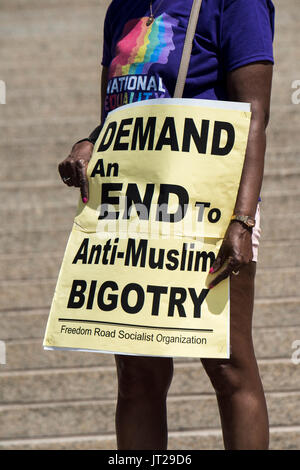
[109,13,179,79]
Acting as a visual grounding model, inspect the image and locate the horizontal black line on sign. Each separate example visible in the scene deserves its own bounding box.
[58,318,214,333]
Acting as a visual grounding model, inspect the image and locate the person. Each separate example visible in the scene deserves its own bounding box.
[58,0,275,450]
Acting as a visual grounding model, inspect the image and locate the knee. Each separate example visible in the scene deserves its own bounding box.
[202,360,244,397]
[116,356,174,401]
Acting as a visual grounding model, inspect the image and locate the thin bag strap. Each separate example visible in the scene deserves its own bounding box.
[173,0,203,98]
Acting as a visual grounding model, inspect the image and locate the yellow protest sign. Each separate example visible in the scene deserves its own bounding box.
[43,98,251,359]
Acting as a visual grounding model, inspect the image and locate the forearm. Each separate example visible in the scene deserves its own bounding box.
[87,67,109,144]
[226,62,273,219]
[234,115,267,218]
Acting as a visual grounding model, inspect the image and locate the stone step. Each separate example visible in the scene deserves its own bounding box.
[0,119,296,156]
[272,64,300,87]
[0,119,97,147]
[0,253,62,281]
[7,161,300,188]
[1,46,291,89]
[0,266,299,310]
[0,37,99,70]
[272,78,300,106]
[0,309,50,341]
[2,162,60,183]
[2,242,300,289]
[1,323,299,373]
[258,240,300,267]
[1,182,77,209]
[0,7,106,41]
[0,102,298,137]
[0,0,295,41]
[2,89,100,122]
[253,297,300,328]
[0,359,299,406]
[1,82,100,119]
[260,213,300,242]
[0,27,296,78]
[1,0,107,10]
[0,213,299,260]
[1,295,299,343]
[1,239,299,283]
[262,169,300,191]
[0,44,293,104]
[1,144,299,189]
[3,167,300,196]
[0,389,299,440]
[0,229,73,255]
[1,179,300,213]
[1,63,295,112]
[0,141,72,164]
[2,160,300,191]
[1,0,292,18]
[3,75,296,115]
[0,64,100,93]
[1,65,295,111]
[1,78,296,120]
[0,425,299,450]
[0,15,286,64]
[1,140,298,169]
[1,82,292,121]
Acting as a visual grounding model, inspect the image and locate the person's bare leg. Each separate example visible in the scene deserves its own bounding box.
[201,262,269,450]
[114,354,174,450]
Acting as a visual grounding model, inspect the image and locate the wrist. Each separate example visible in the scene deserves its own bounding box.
[230,219,253,233]
[72,139,94,153]
[231,214,255,229]
[75,138,94,146]
[89,123,103,144]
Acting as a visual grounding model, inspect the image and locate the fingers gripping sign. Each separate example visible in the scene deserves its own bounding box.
[209,256,241,289]
[58,140,94,203]
[208,221,253,289]
[58,157,73,186]
[76,158,90,203]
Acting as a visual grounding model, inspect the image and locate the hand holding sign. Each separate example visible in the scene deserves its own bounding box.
[209,221,253,288]
[58,140,93,203]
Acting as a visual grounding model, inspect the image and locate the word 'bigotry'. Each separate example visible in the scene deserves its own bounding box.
[67,280,210,319]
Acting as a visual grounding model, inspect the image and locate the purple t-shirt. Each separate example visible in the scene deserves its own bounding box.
[101,0,275,119]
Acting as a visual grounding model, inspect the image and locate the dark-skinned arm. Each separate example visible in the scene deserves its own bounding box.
[209,61,273,288]
[58,66,109,202]
[89,66,110,143]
